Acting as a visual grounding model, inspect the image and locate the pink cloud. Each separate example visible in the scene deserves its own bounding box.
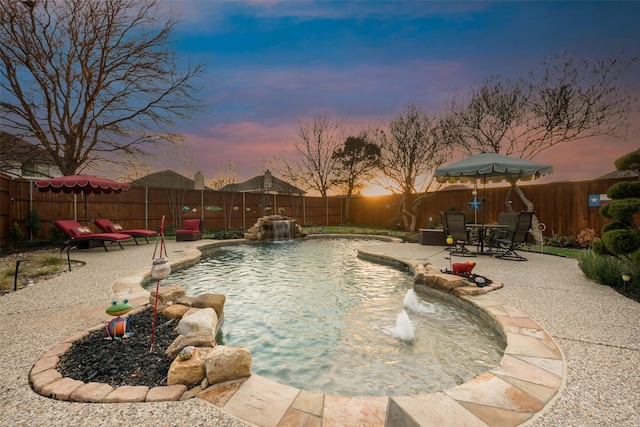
[536,135,639,182]
[182,121,299,179]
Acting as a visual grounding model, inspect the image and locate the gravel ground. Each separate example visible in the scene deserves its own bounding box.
[0,242,248,427]
[0,240,638,426]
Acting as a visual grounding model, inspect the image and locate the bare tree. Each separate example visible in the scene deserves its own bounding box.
[448,76,528,155]
[451,51,636,159]
[375,104,453,232]
[0,0,205,175]
[207,161,239,230]
[332,132,381,224]
[282,111,346,196]
[448,51,637,218]
[207,161,238,190]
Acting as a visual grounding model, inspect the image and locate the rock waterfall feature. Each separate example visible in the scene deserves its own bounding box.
[244,215,302,240]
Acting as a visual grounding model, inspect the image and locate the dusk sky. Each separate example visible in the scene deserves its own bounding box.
[146,1,640,192]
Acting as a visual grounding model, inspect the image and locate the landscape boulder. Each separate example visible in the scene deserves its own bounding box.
[165,330,217,359]
[162,304,191,320]
[204,346,252,385]
[167,349,205,386]
[150,285,186,305]
[191,293,226,319]
[176,308,218,338]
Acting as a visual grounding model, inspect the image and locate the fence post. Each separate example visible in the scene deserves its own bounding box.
[145,187,149,230]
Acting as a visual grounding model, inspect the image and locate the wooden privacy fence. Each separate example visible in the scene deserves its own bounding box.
[0,173,631,241]
[348,178,630,239]
[1,175,344,240]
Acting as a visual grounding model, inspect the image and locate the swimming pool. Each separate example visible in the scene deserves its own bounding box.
[156,237,505,396]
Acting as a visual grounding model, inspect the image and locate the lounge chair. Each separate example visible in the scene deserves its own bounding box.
[440,211,475,257]
[489,211,534,261]
[175,219,202,241]
[53,220,133,252]
[93,219,157,245]
[53,219,134,271]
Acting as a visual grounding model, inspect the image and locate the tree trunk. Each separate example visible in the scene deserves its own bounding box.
[510,182,543,244]
[344,190,352,224]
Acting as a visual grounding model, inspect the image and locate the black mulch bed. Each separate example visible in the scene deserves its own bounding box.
[57,309,179,388]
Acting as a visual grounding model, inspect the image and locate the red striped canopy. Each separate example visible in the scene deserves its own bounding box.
[35,174,130,194]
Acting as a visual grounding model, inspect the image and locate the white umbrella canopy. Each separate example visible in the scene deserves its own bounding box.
[435,152,553,184]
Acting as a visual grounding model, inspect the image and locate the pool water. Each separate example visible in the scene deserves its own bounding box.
[157,238,505,396]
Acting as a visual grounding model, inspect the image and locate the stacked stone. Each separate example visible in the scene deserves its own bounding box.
[151,285,252,391]
[412,263,503,296]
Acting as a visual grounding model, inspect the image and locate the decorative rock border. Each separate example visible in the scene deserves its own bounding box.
[29,305,191,403]
[29,238,565,427]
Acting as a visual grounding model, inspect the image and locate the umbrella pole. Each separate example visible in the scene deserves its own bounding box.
[481,176,487,252]
[481,176,486,225]
[473,183,478,224]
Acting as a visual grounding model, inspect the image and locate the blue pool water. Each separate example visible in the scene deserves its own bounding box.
[156,238,505,396]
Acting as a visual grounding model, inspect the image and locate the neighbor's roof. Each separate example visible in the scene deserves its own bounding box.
[130,170,197,189]
[596,170,639,180]
[0,131,57,164]
[220,171,305,195]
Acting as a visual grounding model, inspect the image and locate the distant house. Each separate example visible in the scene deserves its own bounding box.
[596,170,639,180]
[220,170,305,195]
[0,131,61,178]
[129,170,209,190]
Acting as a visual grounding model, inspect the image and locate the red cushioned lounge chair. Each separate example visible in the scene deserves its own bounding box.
[53,220,133,252]
[93,219,158,245]
[175,218,202,241]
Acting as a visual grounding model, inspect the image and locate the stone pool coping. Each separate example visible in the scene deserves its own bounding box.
[29,237,565,427]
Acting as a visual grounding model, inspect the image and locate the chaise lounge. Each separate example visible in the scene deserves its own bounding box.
[54,220,133,252]
[93,219,158,245]
[175,219,202,241]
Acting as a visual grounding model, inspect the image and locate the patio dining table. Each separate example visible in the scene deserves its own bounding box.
[466,223,510,254]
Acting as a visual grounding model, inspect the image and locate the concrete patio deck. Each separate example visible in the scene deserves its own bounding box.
[1,238,638,426]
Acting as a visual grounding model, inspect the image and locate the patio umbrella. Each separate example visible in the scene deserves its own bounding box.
[435,152,553,224]
[435,152,553,184]
[35,174,130,223]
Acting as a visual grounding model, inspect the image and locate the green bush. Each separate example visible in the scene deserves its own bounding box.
[544,235,579,248]
[386,218,404,231]
[600,198,640,225]
[210,229,245,240]
[600,229,640,256]
[48,224,68,243]
[9,222,24,243]
[578,251,638,292]
[602,220,628,233]
[26,207,43,237]
[591,239,610,255]
[582,149,640,299]
[607,180,640,199]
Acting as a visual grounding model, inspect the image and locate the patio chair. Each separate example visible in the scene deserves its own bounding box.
[489,211,534,261]
[492,212,518,241]
[93,219,158,245]
[440,211,475,257]
[175,218,202,241]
